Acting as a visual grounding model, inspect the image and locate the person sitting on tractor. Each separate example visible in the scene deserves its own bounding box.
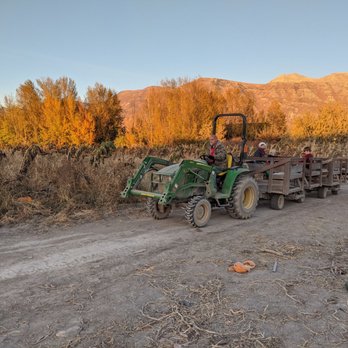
[202,134,227,190]
[254,142,267,157]
[204,134,227,171]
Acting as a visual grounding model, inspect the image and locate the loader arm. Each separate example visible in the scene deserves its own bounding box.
[121,156,172,198]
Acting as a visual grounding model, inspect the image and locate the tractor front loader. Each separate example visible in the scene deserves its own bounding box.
[121,113,259,227]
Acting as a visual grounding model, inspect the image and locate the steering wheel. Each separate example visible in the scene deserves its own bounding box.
[200,154,214,164]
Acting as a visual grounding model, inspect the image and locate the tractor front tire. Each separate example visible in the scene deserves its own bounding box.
[226,176,258,219]
[147,198,172,220]
[185,196,211,228]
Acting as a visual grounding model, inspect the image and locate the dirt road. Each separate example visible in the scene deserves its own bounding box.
[1,187,347,348]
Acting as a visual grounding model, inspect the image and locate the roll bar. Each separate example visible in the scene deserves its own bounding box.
[211,113,248,165]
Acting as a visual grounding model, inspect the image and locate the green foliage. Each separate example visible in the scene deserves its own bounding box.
[89,141,116,167]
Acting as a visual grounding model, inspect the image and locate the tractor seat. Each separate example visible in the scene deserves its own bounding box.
[217,153,233,177]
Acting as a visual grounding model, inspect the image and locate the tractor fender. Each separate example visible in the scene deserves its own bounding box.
[222,167,252,197]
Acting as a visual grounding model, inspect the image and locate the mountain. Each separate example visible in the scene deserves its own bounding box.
[118,73,348,125]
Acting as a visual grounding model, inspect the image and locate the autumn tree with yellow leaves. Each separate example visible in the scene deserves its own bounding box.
[289,102,348,139]
[121,80,258,147]
[0,78,123,148]
[1,76,347,149]
[256,101,287,139]
[86,83,123,143]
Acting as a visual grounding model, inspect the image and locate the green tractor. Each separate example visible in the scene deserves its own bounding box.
[121,113,259,227]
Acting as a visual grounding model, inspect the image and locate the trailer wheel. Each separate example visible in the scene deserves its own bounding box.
[270,194,285,210]
[317,187,328,199]
[226,176,259,219]
[331,188,339,195]
[147,198,172,219]
[296,196,305,203]
[185,196,211,227]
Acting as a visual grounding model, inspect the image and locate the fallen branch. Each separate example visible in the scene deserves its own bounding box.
[274,280,303,305]
[258,248,284,257]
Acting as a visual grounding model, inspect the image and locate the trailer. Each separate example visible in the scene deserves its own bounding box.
[304,158,343,198]
[245,157,305,210]
[245,156,347,210]
[338,157,348,183]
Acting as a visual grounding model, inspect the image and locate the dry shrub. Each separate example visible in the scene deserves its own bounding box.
[1,140,347,226]
[0,147,151,225]
[32,155,95,208]
[0,185,12,216]
[0,151,23,218]
[267,137,348,158]
[0,142,225,225]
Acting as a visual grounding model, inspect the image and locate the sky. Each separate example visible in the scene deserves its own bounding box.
[0,0,347,102]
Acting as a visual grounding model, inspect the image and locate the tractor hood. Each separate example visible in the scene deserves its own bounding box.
[156,163,180,176]
[156,159,207,177]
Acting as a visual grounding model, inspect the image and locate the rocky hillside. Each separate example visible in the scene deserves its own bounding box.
[118,73,348,123]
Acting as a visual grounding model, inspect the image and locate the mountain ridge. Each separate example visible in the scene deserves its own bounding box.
[118,73,348,124]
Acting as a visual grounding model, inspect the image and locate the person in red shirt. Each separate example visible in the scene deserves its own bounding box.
[302,146,314,162]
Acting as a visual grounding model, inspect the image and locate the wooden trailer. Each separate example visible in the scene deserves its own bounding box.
[245,157,305,210]
[337,157,348,183]
[304,158,343,198]
[245,155,348,209]
[303,158,324,194]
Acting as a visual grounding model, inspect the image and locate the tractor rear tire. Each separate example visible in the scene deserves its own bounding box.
[317,187,328,199]
[226,176,259,219]
[270,194,285,210]
[185,196,211,228]
[147,198,172,220]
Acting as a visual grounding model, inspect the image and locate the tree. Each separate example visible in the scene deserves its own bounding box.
[16,80,43,144]
[258,101,287,139]
[37,77,79,147]
[289,102,348,139]
[160,77,191,88]
[222,88,255,140]
[223,88,255,117]
[0,77,124,148]
[314,102,348,138]
[85,83,123,143]
[0,97,24,146]
[124,80,225,146]
[289,111,316,139]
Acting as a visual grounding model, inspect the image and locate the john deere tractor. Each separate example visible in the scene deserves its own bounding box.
[121,113,259,227]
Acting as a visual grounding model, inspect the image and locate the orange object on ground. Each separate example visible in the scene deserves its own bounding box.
[232,262,249,273]
[17,196,33,203]
[243,260,256,270]
[229,260,256,273]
